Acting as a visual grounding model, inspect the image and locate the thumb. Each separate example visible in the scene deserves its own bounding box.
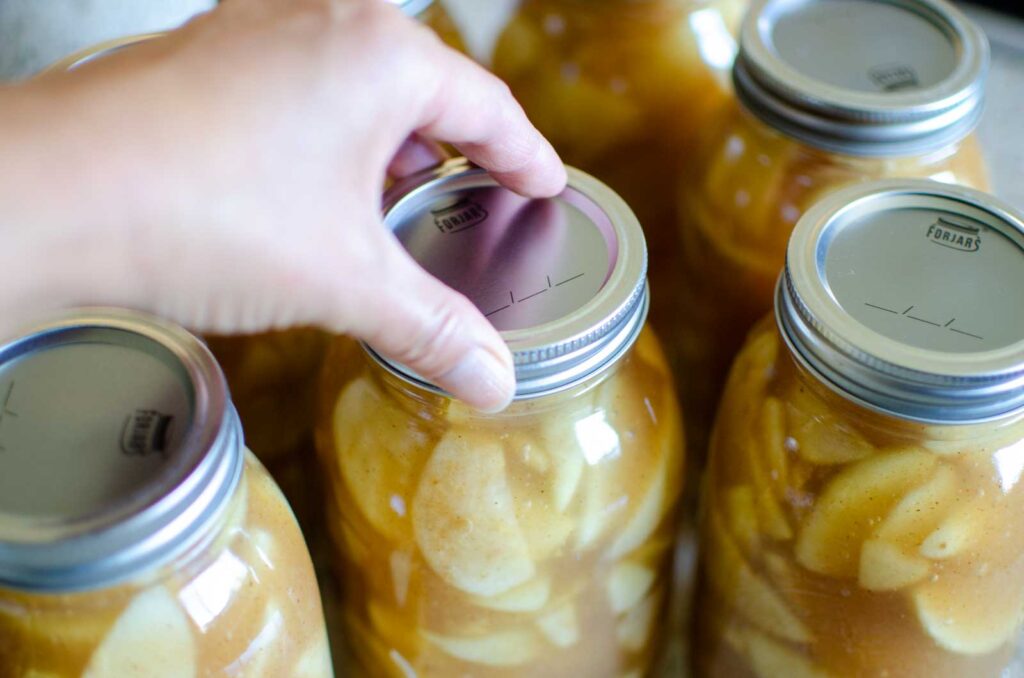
[337,233,515,413]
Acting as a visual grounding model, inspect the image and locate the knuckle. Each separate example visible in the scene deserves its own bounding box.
[397,295,473,376]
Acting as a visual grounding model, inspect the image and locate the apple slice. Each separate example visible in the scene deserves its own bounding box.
[744,628,829,678]
[919,495,999,561]
[725,485,759,554]
[795,450,937,578]
[83,587,196,678]
[333,377,428,543]
[787,403,873,466]
[293,632,333,678]
[759,398,789,492]
[616,589,660,652]
[422,628,540,667]
[413,433,534,597]
[744,425,792,542]
[858,539,930,592]
[607,562,656,614]
[536,602,580,648]
[606,453,671,560]
[707,511,811,643]
[473,576,552,613]
[914,555,1024,655]
[537,420,586,513]
[875,465,959,550]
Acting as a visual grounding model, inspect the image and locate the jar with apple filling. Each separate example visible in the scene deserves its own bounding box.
[676,0,992,455]
[317,161,685,676]
[0,311,332,678]
[491,0,746,374]
[694,181,1024,678]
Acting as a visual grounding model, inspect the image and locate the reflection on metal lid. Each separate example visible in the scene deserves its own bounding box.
[735,0,990,156]
[778,179,1024,423]
[376,159,648,399]
[0,310,242,592]
[44,33,164,73]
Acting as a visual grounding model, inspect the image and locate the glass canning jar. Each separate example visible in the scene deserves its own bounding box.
[491,0,746,365]
[675,0,992,454]
[0,310,332,678]
[317,160,686,676]
[694,181,1024,678]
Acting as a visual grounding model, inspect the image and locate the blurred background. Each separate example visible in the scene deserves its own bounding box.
[971,0,1023,13]
[0,0,1020,210]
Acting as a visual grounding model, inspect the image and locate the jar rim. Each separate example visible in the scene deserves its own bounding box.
[777,179,1024,424]
[735,0,990,157]
[372,160,649,401]
[0,309,243,592]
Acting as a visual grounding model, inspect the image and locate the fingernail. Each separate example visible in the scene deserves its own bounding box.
[441,347,515,413]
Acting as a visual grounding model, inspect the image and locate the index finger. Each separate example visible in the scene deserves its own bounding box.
[412,39,567,198]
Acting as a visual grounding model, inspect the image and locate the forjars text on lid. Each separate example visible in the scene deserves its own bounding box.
[0,310,243,591]
[777,179,1024,423]
[374,159,649,399]
[734,0,990,156]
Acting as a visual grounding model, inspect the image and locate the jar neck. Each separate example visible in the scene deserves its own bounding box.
[776,326,1024,448]
[520,0,717,21]
[738,95,975,166]
[366,348,625,423]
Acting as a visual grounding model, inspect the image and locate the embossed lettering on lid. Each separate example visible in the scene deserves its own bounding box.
[376,159,648,399]
[778,180,1024,423]
[0,335,191,520]
[735,0,989,155]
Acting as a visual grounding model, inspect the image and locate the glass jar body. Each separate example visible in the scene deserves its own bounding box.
[674,105,991,454]
[694,318,1024,677]
[491,0,745,352]
[0,453,333,678]
[205,330,330,533]
[316,327,685,676]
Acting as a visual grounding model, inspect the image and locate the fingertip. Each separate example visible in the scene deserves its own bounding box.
[532,143,569,197]
[437,343,516,413]
[491,139,568,199]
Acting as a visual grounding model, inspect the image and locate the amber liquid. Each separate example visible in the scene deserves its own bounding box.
[0,455,332,677]
[317,329,685,676]
[694,319,1024,678]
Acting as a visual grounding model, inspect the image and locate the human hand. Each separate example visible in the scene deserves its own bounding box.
[0,0,566,411]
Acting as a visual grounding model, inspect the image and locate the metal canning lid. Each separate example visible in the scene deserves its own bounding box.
[734,0,990,156]
[43,33,164,73]
[0,309,243,592]
[387,0,436,18]
[373,159,648,400]
[777,180,1024,424]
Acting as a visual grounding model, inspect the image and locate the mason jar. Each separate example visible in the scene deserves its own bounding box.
[491,0,746,373]
[694,180,1024,677]
[0,310,332,677]
[316,160,685,676]
[675,0,992,454]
